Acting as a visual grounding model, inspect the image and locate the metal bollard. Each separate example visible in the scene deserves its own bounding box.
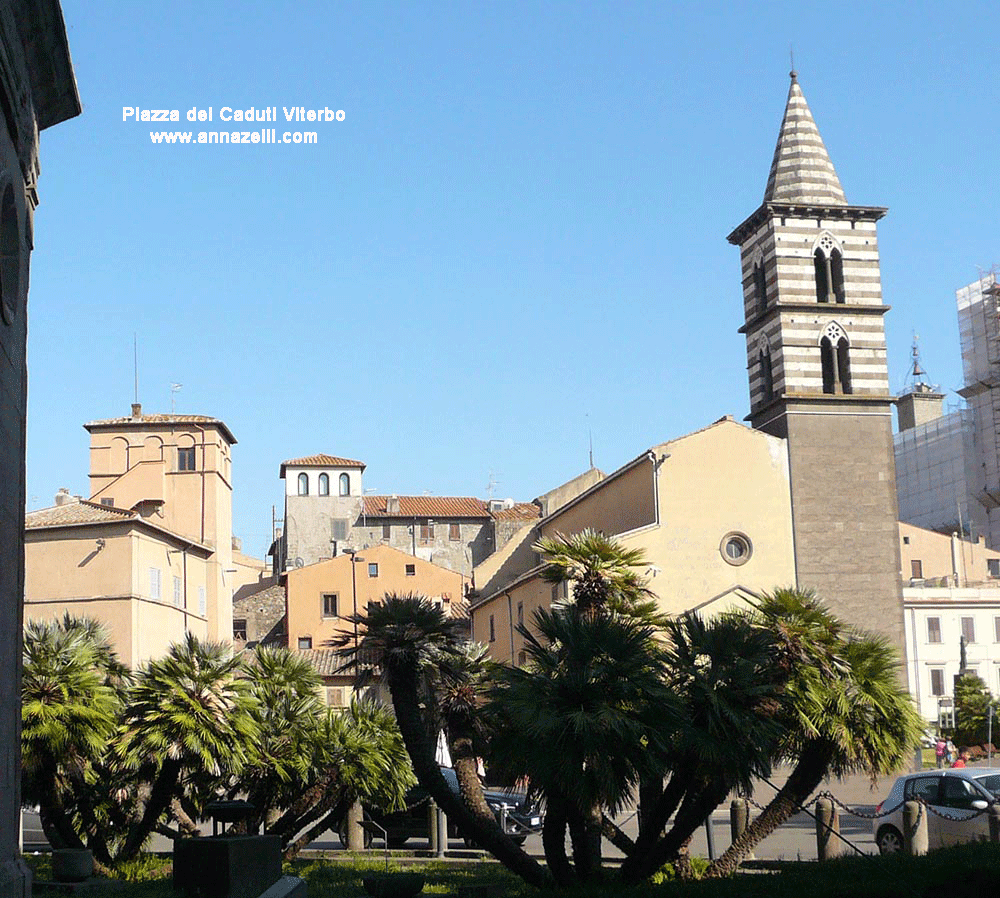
[437,804,447,858]
[815,798,844,861]
[989,803,1000,843]
[903,800,928,856]
[730,798,749,844]
[428,800,439,854]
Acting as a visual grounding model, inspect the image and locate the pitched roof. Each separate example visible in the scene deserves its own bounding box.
[84,413,237,444]
[26,500,137,528]
[280,454,367,477]
[294,649,344,676]
[363,496,491,519]
[490,502,541,522]
[763,72,847,207]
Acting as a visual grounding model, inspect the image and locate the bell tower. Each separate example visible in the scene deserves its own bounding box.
[727,72,904,650]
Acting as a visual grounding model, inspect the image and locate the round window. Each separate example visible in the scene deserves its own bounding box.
[720,532,752,566]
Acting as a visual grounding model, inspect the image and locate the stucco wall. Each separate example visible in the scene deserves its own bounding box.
[286,544,467,651]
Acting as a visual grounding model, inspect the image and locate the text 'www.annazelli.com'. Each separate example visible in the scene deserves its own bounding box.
[149,130,318,145]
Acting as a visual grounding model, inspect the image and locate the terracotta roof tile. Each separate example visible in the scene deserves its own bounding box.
[84,413,236,444]
[26,500,137,529]
[490,502,541,522]
[295,649,345,676]
[280,454,366,476]
[363,496,490,519]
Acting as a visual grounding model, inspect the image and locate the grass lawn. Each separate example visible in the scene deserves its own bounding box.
[26,842,1000,898]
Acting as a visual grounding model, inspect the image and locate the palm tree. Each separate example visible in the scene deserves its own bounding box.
[21,615,129,858]
[342,595,550,889]
[704,589,923,878]
[618,610,788,884]
[488,604,679,884]
[534,529,654,616]
[116,634,260,860]
[235,647,415,859]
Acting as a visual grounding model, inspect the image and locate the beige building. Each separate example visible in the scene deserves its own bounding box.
[25,498,215,668]
[898,523,1000,723]
[286,544,468,705]
[0,3,80,894]
[24,405,266,666]
[472,418,797,664]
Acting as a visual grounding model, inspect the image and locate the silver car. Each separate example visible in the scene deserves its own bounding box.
[873,768,1000,854]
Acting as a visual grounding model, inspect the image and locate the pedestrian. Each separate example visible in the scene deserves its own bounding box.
[952,749,969,769]
[935,737,947,768]
[947,738,956,764]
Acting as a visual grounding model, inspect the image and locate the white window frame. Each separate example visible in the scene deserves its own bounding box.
[149,567,162,600]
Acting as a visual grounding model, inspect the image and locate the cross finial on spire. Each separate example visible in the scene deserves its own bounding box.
[790,46,797,81]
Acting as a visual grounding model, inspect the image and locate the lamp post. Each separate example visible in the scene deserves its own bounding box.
[344,548,365,676]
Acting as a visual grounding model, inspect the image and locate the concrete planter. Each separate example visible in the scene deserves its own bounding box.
[362,872,425,898]
[52,848,94,883]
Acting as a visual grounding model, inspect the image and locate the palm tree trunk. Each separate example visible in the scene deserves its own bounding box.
[705,740,834,878]
[619,774,729,884]
[568,804,603,881]
[119,758,182,861]
[601,813,634,854]
[542,793,575,887]
[387,662,551,889]
[618,767,688,878]
[282,800,350,861]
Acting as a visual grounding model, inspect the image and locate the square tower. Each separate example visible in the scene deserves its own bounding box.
[727,73,904,650]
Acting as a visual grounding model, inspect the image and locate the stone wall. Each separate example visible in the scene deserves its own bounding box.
[233,580,287,648]
[0,4,79,894]
[782,404,905,650]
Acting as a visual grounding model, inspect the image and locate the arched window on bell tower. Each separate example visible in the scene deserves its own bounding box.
[837,335,852,393]
[820,322,851,394]
[756,336,774,403]
[813,233,844,304]
[753,254,767,316]
[831,248,845,303]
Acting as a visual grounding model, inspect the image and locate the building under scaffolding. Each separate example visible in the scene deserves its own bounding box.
[957,271,1000,548]
[893,271,1000,546]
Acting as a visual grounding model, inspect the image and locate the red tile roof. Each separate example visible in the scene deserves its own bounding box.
[363,496,491,519]
[490,502,541,522]
[84,413,236,444]
[26,500,137,528]
[280,454,367,477]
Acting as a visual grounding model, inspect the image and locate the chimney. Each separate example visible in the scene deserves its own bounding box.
[54,487,74,506]
[131,403,142,418]
[387,495,400,514]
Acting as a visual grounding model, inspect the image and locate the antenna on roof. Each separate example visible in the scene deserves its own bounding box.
[587,413,594,469]
[133,333,139,404]
[171,383,183,413]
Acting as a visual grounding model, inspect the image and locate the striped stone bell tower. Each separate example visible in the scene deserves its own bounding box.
[727,72,904,651]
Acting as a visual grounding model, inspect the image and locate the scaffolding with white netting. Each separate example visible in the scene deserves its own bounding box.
[957,268,1000,547]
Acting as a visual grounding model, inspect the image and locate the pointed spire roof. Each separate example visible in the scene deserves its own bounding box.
[763,72,847,206]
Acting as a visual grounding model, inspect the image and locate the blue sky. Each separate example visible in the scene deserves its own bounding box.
[26,1,1000,558]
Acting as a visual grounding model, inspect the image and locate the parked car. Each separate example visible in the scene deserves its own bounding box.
[872,768,1000,854]
[340,766,543,849]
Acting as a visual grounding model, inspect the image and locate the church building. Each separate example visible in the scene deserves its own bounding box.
[470,72,906,660]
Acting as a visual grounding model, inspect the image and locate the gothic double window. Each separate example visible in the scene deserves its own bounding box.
[756,336,774,402]
[820,322,852,394]
[813,233,845,304]
[753,255,768,316]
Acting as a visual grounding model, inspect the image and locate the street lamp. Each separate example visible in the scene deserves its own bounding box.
[343,548,365,675]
